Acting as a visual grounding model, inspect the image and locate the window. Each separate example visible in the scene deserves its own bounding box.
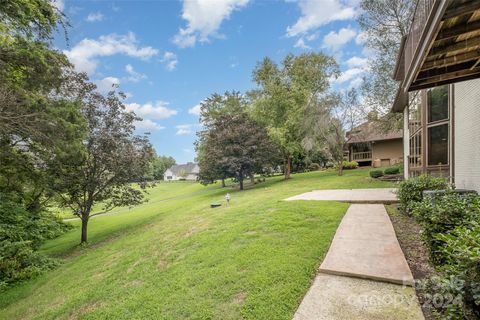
[428,124,448,166]
[427,85,448,123]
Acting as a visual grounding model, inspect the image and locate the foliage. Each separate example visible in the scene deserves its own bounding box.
[196,92,279,190]
[342,161,358,170]
[303,88,365,177]
[53,75,154,244]
[146,155,176,181]
[411,192,480,264]
[369,170,383,178]
[397,175,448,213]
[0,193,70,289]
[250,53,339,179]
[384,166,400,175]
[308,163,321,171]
[357,0,415,129]
[429,222,480,319]
[0,0,91,285]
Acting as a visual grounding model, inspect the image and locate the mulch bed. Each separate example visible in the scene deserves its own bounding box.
[386,204,437,320]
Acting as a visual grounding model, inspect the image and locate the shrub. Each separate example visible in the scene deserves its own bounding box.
[384,166,400,175]
[342,161,358,170]
[0,194,71,289]
[411,192,480,264]
[397,174,448,213]
[426,222,480,319]
[308,163,321,171]
[369,170,383,178]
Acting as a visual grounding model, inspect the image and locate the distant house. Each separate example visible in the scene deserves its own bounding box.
[391,0,480,192]
[346,121,403,167]
[164,162,199,181]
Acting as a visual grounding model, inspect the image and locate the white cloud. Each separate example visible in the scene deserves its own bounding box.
[86,12,104,22]
[134,119,165,131]
[64,32,158,74]
[95,76,120,93]
[332,67,364,84]
[286,0,356,37]
[160,52,178,71]
[349,77,364,88]
[355,31,367,45]
[346,56,368,69]
[52,0,64,11]
[294,38,311,49]
[322,27,356,51]
[125,64,146,82]
[175,124,194,135]
[188,104,202,116]
[125,101,177,120]
[173,0,250,48]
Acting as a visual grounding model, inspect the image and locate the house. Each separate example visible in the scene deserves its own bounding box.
[346,121,403,167]
[164,162,200,181]
[391,0,480,192]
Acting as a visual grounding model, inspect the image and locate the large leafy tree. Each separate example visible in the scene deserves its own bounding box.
[250,53,339,179]
[0,0,88,285]
[358,0,415,129]
[54,74,154,244]
[196,92,278,190]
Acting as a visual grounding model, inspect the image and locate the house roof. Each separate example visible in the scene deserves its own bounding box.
[166,163,199,175]
[347,121,403,144]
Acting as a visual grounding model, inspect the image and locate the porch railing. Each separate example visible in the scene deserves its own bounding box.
[352,151,372,161]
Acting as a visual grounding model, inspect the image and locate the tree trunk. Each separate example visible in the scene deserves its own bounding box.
[239,171,244,190]
[250,174,255,184]
[81,216,89,244]
[221,178,226,188]
[338,161,343,176]
[285,155,292,179]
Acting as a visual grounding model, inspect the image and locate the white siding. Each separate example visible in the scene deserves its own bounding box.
[403,106,409,180]
[454,78,480,192]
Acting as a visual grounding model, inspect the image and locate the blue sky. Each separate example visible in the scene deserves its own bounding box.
[53,0,370,164]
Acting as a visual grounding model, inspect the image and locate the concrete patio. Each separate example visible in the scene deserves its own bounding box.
[285,188,398,203]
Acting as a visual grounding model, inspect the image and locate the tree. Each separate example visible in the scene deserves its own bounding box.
[54,76,154,244]
[196,92,278,190]
[357,0,415,130]
[305,89,363,176]
[0,0,89,285]
[147,155,176,180]
[250,53,339,179]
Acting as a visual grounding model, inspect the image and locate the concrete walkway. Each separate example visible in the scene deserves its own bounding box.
[294,274,423,320]
[319,204,413,285]
[285,188,398,203]
[288,189,423,319]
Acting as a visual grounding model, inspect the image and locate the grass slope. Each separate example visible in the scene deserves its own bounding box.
[1,169,393,320]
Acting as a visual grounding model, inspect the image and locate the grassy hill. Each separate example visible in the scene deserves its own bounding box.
[0,169,393,319]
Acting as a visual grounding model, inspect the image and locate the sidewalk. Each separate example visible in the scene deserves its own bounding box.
[287,189,424,320]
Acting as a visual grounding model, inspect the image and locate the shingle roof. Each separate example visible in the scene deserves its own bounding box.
[347,121,403,144]
[167,162,199,175]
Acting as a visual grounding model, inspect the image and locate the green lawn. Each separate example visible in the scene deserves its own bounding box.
[0,169,393,320]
